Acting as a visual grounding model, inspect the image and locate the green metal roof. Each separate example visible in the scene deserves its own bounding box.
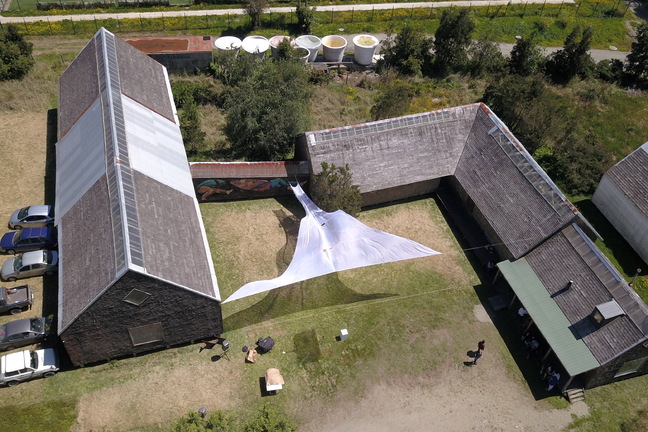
[498,259,600,376]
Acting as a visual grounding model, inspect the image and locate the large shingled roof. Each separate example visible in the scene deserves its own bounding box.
[56,28,219,333]
[524,224,648,364]
[303,103,578,259]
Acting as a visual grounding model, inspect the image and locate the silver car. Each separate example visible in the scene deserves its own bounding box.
[8,205,54,229]
[1,250,58,282]
[0,317,50,351]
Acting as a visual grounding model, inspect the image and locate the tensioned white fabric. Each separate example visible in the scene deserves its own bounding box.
[222,184,440,303]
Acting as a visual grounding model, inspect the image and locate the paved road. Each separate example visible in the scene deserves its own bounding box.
[0,0,575,23]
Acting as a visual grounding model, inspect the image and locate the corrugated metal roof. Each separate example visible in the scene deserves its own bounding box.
[497,258,600,376]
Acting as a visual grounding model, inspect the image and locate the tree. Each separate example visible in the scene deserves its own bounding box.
[178,97,206,156]
[508,36,545,76]
[296,1,316,34]
[0,24,34,81]
[224,60,312,161]
[310,162,362,216]
[626,22,648,82]
[467,38,507,77]
[433,9,475,75]
[244,0,268,29]
[379,26,434,77]
[545,26,595,84]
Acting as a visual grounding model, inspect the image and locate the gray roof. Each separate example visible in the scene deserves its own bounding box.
[604,142,648,217]
[56,28,219,333]
[304,105,478,194]
[303,103,577,258]
[524,224,647,364]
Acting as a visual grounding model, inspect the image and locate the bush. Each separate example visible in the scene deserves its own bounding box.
[467,39,507,78]
[379,26,434,77]
[0,25,34,81]
[296,2,316,35]
[545,26,595,84]
[370,78,416,120]
[310,162,362,216]
[433,9,475,76]
[224,60,312,160]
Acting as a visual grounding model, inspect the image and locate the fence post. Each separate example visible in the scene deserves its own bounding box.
[391,5,394,21]
[205,13,209,29]
[227,12,230,28]
[94,16,98,31]
[23,18,29,34]
[575,1,581,16]
[540,0,546,16]
[184,13,188,30]
[47,17,53,35]
[410,6,413,19]
[16,0,21,11]
[504,2,509,16]
[591,1,599,16]
[351,7,354,23]
[139,14,143,30]
[486,3,490,16]
[162,15,165,31]
[372,6,375,21]
[623,3,630,16]
[330,9,333,24]
[72,17,76,34]
[522,1,528,16]
[429,6,433,18]
[117,16,120,31]
[558,1,563,16]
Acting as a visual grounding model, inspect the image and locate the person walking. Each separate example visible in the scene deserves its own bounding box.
[473,340,485,365]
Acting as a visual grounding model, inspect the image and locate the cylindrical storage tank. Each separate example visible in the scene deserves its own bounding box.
[293,47,310,65]
[295,35,322,62]
[321,35,347,62]
[213,36,242,53]
[241,36,270,59]
[269,35,292,60]
[352,34,380,66]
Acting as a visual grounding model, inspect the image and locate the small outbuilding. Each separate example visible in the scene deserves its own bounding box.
[56,28,222,366]
[592,142,648,265]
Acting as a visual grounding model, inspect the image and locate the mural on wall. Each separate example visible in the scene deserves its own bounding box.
[196,178,307,201]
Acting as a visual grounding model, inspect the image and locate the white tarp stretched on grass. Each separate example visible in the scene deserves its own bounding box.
[222,184,440,303]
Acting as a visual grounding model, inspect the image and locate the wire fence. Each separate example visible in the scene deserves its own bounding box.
[0,1,630,36]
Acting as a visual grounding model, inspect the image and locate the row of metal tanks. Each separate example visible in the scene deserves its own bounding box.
[213,34,381,65]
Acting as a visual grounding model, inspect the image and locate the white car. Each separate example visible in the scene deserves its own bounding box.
[0,348,59,387]
[1,250,58,282]
[8,205,54,229]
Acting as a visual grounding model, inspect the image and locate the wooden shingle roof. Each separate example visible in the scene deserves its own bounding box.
[604,142,648,217]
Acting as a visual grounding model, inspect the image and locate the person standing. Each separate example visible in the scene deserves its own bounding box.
[473,340,485,365]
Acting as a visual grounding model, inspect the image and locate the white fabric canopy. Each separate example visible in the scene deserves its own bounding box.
[222,184,440,303]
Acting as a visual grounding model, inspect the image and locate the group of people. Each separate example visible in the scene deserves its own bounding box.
[540,363,561,391]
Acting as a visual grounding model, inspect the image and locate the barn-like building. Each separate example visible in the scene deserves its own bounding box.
[592,142,648,265]
[297,103,648,393]
[56,28,222,366]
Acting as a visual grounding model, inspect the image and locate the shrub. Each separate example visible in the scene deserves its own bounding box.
[310,162,362,216]
[379,26,434,77]
[0,25,34,81]
[296,1,315,35]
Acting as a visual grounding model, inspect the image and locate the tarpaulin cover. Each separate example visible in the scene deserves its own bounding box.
[222,184,440,303]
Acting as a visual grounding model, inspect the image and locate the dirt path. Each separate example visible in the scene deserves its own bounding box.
[298,307,588,432]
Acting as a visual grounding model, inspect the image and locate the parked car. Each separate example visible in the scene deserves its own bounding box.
[0,348,58,387]
[0,285,33,315]
[8,205,54,230]
[0,317,50,351]
[1,250,58,281]
[0,227,57,255]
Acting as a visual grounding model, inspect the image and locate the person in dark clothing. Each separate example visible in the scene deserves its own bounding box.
[473,340,485,365]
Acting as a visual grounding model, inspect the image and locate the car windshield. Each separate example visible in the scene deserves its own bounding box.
[17,207,29,220]
[43,250,51,263]
[13,255,22,271]
[0,324,6,339]
[14,230,28,245]
[30,319,43,333]
[30,351,38,368]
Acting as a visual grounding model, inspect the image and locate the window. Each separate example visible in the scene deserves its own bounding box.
[128,323,165,346]
[614,357,648,378]
[123,289,151,306]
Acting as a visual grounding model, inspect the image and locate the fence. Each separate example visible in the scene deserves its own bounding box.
[2,1,630,37]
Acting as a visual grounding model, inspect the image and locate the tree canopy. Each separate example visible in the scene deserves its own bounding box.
[223,60,312,161]
[626,22,648,82]
[545,26,595,84]
[379,26,434,77]
[0,24,34,81]
[310,162,362,216]
[433,9,475,75]
[509,36,545,76]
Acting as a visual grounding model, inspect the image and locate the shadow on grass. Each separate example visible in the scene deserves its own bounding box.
[572,198,646,277]
[42,109,58,322]
[224,198,395,331]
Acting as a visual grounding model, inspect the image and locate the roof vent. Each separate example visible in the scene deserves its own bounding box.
[592,299,625,325]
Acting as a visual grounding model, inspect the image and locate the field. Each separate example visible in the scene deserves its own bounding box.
[1,33,648,431]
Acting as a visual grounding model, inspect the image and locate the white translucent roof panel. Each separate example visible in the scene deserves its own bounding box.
[56,98,107,220]
[122,96,194,198]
